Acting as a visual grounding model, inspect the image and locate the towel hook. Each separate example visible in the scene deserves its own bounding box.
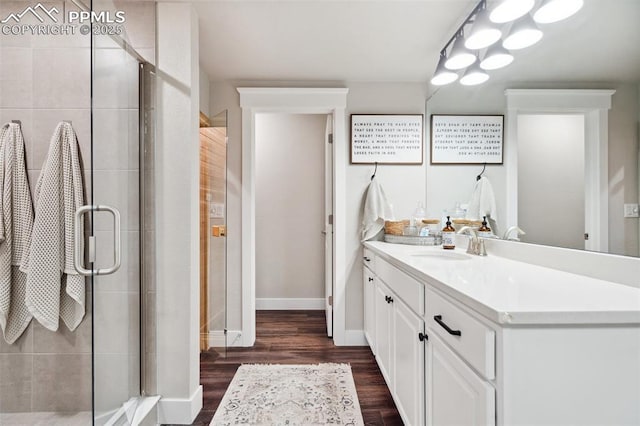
[476,162,486,181]
[11,120,21,125]
[371,162,378,181]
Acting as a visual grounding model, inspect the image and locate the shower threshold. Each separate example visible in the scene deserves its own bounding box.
[101,395,161,426]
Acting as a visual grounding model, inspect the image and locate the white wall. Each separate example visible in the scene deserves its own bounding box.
[518,114,585,250]
[199,66,210,117]
[156,3,202,423]
[255,114,326,301]
[608,85,639,256]
[210,81,427,332]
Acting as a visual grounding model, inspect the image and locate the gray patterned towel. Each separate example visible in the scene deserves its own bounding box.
[0,122,34,344]
[23,122,86,332]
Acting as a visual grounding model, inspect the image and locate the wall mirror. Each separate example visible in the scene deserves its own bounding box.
[425,0,639,257]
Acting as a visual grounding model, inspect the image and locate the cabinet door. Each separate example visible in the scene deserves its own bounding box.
[427,333,495,426]
[363,266,376,354]
[393,299,425,426]
[375,282,393,387]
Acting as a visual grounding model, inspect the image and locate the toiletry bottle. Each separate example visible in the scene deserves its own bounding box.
[478,216,492,238]
[412,201,426,227]
[442,216,456,250]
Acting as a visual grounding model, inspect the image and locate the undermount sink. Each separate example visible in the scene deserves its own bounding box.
[410,251,472,261]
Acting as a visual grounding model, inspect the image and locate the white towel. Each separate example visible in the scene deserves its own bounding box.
[361,177,394,242]
[23,122,86,332]
[0,123,34,344]
[467,176,498,222]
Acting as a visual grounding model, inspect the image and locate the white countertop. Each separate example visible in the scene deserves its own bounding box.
[364,241,640,325]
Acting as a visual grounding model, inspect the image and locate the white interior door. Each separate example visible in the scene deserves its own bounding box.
[324,114,334,337]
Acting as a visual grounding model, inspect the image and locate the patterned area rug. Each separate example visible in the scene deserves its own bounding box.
[210,363,364,426]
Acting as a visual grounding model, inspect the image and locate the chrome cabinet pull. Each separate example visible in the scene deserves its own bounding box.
[74,205,121,276]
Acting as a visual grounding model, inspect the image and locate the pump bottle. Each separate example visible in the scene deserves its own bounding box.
[442,216,456,250]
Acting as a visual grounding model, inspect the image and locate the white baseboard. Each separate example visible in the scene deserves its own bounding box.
[157,385,202,425]
[208,330,243,348]
[344,329,368,346]
[256,298,325,310]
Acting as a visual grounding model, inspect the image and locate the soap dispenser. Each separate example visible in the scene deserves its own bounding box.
[478,216,492,238]
[442,216,456,250]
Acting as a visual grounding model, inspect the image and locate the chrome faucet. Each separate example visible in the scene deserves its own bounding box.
[503,226,526,241]
[456,226,487,256]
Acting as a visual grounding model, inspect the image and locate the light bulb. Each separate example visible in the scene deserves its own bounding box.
[445,35,477,70]
[480,45,514,70]
[490,0,535,24]
[465,9,502,50]
[534,0,584,24]
[431,54,459,85]
[503,14,543,50]
[460,63,489,86]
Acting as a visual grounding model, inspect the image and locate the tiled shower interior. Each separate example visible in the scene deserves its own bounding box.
[0,1,156,423]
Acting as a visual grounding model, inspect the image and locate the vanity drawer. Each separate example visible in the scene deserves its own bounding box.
[426,288,495,380]
[363,247,376,269]
[376,257,424,316]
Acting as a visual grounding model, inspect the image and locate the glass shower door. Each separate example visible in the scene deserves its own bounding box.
[87,1,156,423]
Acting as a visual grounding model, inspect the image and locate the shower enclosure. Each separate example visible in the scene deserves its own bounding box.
[0,1,156,424]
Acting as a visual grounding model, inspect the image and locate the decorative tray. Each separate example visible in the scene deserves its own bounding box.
[384,234,442,246]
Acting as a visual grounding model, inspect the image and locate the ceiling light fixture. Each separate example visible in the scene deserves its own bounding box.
[429,0,582,87]
[465,7,502,50]
[445,33,477,70]
[503,14,543,50]
[460,61,490,86]
[533,0,584,24]
[430,53,459,86]
[480,44,514,70]
[489,0,535,24]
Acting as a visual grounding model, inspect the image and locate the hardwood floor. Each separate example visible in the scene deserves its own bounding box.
[187,310,403,426]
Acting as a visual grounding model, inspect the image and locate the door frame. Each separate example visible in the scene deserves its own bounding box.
[505,89,615,252]
[237,87,349,346]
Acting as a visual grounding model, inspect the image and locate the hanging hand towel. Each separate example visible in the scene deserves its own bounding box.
[467,176,497,222]
[23,122,86,332]
[0,123,35,344]
[361,177,394,242]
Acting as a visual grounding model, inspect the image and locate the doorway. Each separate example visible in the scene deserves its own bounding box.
[199,111,228,356]
[504,89,615,253]
[254,114,329,326]
[517,114,585,250]
[237,88,348,346]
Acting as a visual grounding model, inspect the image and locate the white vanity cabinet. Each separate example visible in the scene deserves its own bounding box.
[363,241,640,426]
[393,296,425,426]
[363,251,425,426]
[363,255,376,352]
[374,280,393,384]
[427,332,495,426]
[425,287,496,426]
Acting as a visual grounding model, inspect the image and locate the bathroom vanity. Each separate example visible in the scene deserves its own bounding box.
[362,241,640,426]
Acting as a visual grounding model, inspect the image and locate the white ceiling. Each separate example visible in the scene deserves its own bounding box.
[195,0,640,88]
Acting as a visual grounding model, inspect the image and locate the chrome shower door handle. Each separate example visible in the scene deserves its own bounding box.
[74,205,122,276]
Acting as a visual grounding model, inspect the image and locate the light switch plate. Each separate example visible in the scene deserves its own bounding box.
[624,203,639,218]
